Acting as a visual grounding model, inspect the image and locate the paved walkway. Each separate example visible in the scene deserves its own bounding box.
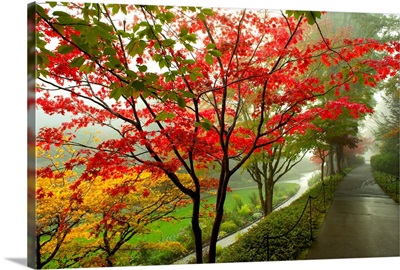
[306,164,399,260]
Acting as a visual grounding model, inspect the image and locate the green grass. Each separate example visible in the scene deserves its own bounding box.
[130,182,300,244]
[39,182,302,268]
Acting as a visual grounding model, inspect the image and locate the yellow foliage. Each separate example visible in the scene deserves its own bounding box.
[36,146,191,267]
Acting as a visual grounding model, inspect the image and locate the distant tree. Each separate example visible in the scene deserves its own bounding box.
[373,75,399,176]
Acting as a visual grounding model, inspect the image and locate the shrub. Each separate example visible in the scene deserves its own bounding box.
[216,245,223,257]
[308,173,321,187]
[238,204,252,218]
[232,194,244,211]
[371,153,399,176]
[252,212,263,220]
[220,220,238,233]
[172,225,195,251]
[373,170,399,203]
[248,192,260,208]
[132,241,187,265]
[218,174,344,263]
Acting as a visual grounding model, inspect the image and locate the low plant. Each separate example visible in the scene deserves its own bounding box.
[220,220,238,233]
[373,170,399,203]
[218,174,343,263]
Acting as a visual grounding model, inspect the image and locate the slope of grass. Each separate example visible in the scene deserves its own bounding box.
[130,182,300,244]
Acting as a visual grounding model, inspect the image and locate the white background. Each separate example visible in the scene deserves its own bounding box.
[0,0,398,269]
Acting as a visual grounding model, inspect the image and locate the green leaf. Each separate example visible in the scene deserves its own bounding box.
[137,65,148,72]
[198,13,206,21]
[201,8,214,16]
[96,27,115,41]
[155,111,176,121]
[86,29,98,46]
[112,4,119,15]
[104,47,117,56]
[184,59,196,65]
[152,54,162,62]
[185,34,197,43]
[79,64,94,74]
[52,11,71,18]
[57,45,74,54]
[342,67,350,80]
[313,11,322,19]
[53,24,65,36]
[126,39,147,56]
[286,10,304,20]
[159,59,167,69]
[189,73,197,82]
[163,39,176,47]
[121,85,134,97]
[184,43,194,51]
[70,56,85,67]
[164,72,175,82]
[181,91,195,98]
[205,54,214,64]
[109,87,122,101]
[356,73,365,85]
[36,4,50,20]
[195,119,213,131]
[121,4,128,15]
[48,2,57,8]
[164,11,175,23]
[177,96,186,109]
[367,76,376,84]
[132,81,146,91]
[96,21,114,32]
[209,49,222,57]
[206,43,216,50]
[179,27,189,37]
[305,12,315,25]
[125,69,137,78]
[286,10,294,17]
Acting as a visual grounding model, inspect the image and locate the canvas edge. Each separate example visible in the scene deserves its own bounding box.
[27,1,37,269]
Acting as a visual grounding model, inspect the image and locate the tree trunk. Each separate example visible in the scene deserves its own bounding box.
[36,235,42,269]
[320,159,325,182]
[335,145,344,174]
[208,174,230,263]
[252,164,266,215]
[328,148,335,176]
[191,193,203,263]
[257,181,266,215]
[263,178,274,216]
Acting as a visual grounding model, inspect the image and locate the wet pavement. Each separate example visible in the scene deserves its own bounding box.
[306,164,399,260]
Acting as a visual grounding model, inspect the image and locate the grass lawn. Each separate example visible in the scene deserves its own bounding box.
[130,182,299,244]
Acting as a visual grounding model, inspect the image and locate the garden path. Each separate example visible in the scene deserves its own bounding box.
[306,163,399,259]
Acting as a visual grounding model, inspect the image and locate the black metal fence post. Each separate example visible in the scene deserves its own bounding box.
[309,196,313,241]
[250,174,344,261]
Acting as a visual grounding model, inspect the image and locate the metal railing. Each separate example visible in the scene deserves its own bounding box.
[251,175,339,261]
